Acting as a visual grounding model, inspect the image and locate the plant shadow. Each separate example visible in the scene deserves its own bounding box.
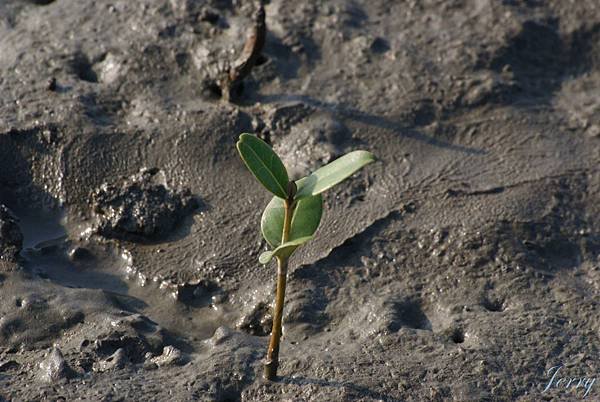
[255,93,485,156]
[279,375,396,401]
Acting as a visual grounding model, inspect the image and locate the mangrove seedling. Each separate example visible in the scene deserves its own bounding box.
[236,133,375,380]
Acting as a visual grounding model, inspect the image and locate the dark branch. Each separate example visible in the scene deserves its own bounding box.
[219,2,266,101]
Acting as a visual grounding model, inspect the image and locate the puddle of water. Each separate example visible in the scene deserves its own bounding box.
[16,208,232,342]
[12,208,68,249]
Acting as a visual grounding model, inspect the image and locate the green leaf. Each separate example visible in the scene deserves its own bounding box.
[259,236,313,264]
[295,150,375,199]
[236,133,289,199]
[261,194,323,247]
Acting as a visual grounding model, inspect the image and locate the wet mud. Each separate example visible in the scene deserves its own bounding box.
[1,0,600,401]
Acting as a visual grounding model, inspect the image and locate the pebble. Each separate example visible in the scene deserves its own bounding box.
[39,347,70,383]
[150,346,185,367]
[94,348,128,372]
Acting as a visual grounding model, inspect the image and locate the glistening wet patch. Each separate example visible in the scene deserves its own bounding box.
[17,209,233,344]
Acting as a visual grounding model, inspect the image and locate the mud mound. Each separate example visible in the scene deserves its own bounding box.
[90,168,199,242]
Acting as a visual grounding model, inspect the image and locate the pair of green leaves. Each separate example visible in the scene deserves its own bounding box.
[236,133,375,264]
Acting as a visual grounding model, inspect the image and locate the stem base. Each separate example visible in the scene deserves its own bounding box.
[263,197,293,381]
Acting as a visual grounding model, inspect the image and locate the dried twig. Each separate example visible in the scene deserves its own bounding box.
[219,1,266,101]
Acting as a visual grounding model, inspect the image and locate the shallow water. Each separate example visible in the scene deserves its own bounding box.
[17,208,232,343]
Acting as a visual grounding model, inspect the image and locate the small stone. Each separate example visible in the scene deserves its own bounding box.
[94,348,128,372]
[40,127,57,144]
[150,346,184,367]
[39,347,70,382]
[209,326,234,346]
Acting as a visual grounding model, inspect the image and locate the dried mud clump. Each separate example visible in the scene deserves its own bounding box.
[0,205,23,261]
[237,302,272,336]
[149,345,186,367]
[85,313,169,368]
[89,168,198,242]
[38,347,73,383]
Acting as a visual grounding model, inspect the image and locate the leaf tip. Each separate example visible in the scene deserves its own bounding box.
[356,149,376,163]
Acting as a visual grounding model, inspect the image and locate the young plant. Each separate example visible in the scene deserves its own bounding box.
[236,133,375,380]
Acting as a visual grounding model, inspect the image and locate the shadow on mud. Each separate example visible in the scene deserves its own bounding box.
[281,376,395,401]
[254,93,486,156]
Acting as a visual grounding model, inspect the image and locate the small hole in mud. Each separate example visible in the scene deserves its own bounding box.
[231,81,245,98]
[451,328,464,344]
[255,54,268,66]
[370,37,390,54]
[175,52,190,71]
[70,53,98,83]
[28,0,56,4]
[391,299,432,331]
[199,9,220,24]
[202,79,222,99]
[15,298,22,307]
[260,131,272,146]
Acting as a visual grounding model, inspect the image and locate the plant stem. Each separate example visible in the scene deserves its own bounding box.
[263,255,288,380]
[264,198,293,380]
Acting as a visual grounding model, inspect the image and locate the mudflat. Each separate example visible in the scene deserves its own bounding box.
[1,1,599,401]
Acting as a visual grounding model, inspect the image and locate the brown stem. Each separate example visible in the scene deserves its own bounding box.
[264,198,293,380]
[263,255,288,380]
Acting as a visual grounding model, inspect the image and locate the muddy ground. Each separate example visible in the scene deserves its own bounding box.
[1,0,600,401]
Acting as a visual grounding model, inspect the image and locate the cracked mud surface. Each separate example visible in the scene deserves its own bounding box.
[1,0,600,401]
